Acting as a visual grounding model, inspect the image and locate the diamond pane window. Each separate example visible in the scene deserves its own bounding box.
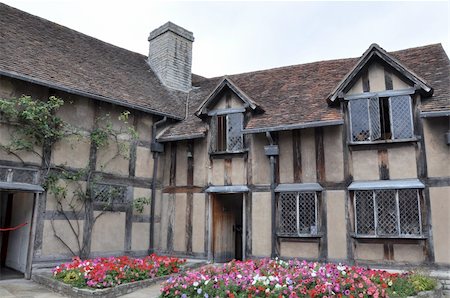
[278,191,318,237]
[210,113,244,153]
[354,188,422,237]
[348,95,414,143]
[92,183,127,205]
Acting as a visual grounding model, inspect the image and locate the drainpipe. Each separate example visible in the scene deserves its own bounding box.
[149,116,167,254]
[264,132,279,258]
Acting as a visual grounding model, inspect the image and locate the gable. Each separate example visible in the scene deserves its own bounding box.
[329,44,433,102]
[195,77,262,117]
[346,61,412,96]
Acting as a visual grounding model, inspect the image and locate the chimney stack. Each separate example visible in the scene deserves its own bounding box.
[148,22,194,92]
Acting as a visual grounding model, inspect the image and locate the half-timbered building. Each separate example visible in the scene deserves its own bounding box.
[0,4,449,279]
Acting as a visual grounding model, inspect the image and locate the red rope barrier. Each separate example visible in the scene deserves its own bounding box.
[0,222,28,231]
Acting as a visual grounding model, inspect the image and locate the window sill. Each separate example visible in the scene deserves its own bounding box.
[209,149,248,159]
[277,233,324,239]
[351,234,427,240]
[348,137,419,146]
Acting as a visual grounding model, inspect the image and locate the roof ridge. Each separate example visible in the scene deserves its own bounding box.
[203,43,444,81]
[0,2,148,60]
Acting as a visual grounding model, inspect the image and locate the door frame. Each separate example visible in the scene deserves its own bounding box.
[207,193,246,262]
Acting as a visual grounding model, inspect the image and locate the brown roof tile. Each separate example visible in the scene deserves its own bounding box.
[0,3,186,119]
[160,43,449,140]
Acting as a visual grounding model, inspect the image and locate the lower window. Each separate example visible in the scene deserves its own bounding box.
[353,188,423,237]
[277,191,319,236]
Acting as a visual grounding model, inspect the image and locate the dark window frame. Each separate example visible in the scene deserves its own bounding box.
[277,191,321,237]
[352,188,424,238]
[348,95,415,144]
[209,112,245,154]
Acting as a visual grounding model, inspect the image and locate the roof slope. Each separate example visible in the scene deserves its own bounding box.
[0,3,186,119]
[160,43,449,140]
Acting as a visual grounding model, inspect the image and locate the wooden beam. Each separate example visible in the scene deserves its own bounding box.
[384,69,393,90]
[362,69,370,92]
[162,186,203,193]
[166,143,177,253]
[292,130,302,183]
[315,127,326,183]
[224,159,232,185]
[378,149,389,180]
[186,140,194,254]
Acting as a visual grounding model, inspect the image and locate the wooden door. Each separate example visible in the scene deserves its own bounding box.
[213,194,242,262]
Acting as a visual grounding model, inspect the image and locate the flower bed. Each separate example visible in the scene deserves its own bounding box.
[160,259,437,297]
[52,254,186,289]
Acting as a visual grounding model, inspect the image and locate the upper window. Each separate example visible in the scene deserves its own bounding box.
[277,191,320,237]
[352,188,423,237]
[348,95,414,143]
[209,113,244,153]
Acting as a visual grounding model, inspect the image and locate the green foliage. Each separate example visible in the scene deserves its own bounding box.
[387,272,437,297]
[409,272,437,292]
[133,196,151,213]
[0,95,65,148]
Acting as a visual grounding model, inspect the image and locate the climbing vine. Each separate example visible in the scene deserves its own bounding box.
[0,95,150,258]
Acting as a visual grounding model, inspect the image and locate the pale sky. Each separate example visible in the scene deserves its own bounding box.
[2,0,449,78]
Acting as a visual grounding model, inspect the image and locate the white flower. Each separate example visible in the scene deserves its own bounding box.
[193,281,199,287]
[237,274,242,279]
[205,279,210,285]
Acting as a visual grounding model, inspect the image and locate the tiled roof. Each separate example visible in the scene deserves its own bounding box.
[159,43,449,140]
[0,3,186,119]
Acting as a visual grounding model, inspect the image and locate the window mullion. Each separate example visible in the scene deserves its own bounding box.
[314,192,318,234]
[417,190,423,236]
[388,97,395,140]
[367,98,372,140]
[395,190,401,236]
[296,192,300,236]
[373,190,378,236]
[354,192,358,235]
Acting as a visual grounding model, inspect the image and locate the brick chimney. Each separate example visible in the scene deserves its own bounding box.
[148,22,194,92]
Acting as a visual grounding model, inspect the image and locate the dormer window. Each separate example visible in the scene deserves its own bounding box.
[348,94,414,143]
[210,112,244,153]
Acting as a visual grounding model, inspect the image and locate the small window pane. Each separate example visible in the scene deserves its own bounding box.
[376,189,398,236]
[389,95,414,140]
[355,190,375,235]
[279,193,297,236]
[369,96,381,141]
[298,192,316,234]
[349,98,370,142]
[398,189,421,235]
[227,113,243,151]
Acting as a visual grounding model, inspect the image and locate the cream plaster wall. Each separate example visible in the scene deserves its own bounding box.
[212,159,225,185]
[251,134,270,184]
[393,244,425,262]
[324,126,344,182]
[301,129,316,182]
[192,193,206,253]
[231,158,246,185]
[388,146,417,179]
[132,223,150,251]
[91,211,125,252]
[52,135,91,169]
[55,95,95,131]
[326,190,347,259]
[95,138,129,176]
[41,219,84,256]
[173,193,187,252]
[279,131,294,183]
[194,139,208,186]
[355,243,384,261]
[135,146,154,178]
[352,150,379,180]
[45,180,86,211]
[367,63,385,92]
[136,114,153,141]
[251,192,271,256]
[430,187,450,264]
[280,242,319,259]
[423,118,450,177]
[176,142,188,185]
